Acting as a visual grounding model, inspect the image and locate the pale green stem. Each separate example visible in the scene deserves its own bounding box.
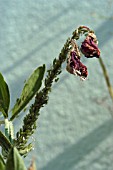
[9,121,14,144]
[5,119,9,139]
[99,57,113,101]
[5,118,14,144]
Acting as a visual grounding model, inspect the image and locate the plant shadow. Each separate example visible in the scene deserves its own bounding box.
[41,119,113,170]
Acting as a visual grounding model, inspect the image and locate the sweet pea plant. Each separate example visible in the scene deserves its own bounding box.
[0,26,113,170]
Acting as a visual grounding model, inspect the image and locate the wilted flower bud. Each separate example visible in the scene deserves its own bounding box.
[81,33,100,58]
[66,51,88,80]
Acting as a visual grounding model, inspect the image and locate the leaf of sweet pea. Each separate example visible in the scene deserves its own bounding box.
[0,73,10,118]
[6,147,27,170]
[0,131,12,157]
[0,155,5,170]
[11,65,45,120]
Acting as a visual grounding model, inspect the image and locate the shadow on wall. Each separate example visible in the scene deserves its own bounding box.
[3,25,73,74]
[5,18,113,111]
[3,18,113,103]
[41,119,113,170]
[3,13,113,74]
[2,1,75,74]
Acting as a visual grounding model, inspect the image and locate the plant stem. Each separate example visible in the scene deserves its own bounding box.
[14,26,94,154]
[99,57,113,101]
[15,38,71,150]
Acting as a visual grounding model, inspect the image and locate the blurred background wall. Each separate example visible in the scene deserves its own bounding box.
[0,0,113,169]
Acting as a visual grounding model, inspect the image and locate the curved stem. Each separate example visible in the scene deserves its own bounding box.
[99,57,113,101]
[14,26,98,155]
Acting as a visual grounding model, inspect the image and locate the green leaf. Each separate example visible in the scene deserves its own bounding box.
[0,155,5,170]
[11,65,45,120]
[0,131,12,153]
[0,73,10,118]
[6,147,27,170]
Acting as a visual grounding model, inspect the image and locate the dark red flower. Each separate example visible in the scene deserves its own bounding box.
[66,51,88,80]
[81,33,100,58]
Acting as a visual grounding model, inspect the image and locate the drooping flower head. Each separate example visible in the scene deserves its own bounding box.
[66,26,100,80]
[66,40,88,80]
[80,32,100,58]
